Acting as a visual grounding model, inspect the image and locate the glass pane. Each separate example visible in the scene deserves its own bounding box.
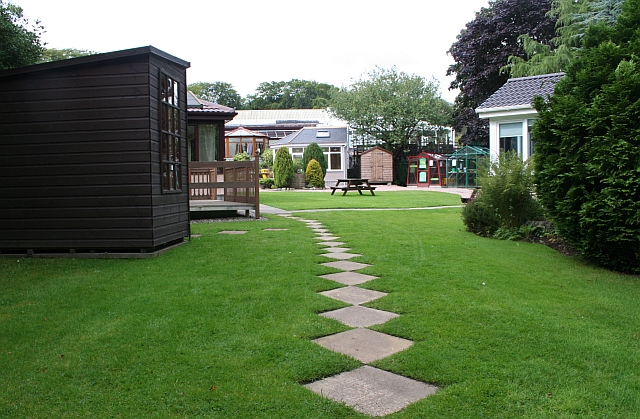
[173,80,179,106]
[330,147,340,152]
[499,122,522,137]
[292,147,304,153]
[188,125,196,161]
[199,124,218,162]
[330,153,341,170]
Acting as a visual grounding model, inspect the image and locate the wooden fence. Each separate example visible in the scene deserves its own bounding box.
[188,160,260,219]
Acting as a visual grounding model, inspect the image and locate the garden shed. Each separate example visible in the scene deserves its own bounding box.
[406,151,446,187]
[360,146,393,184]
[446,146,490,188]
[0,46,191,255]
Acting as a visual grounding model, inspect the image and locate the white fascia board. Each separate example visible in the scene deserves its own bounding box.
[476,105,537,119]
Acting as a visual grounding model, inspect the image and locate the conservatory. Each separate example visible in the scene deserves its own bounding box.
[446,146,490,188]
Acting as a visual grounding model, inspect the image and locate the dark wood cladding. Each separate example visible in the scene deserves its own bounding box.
[0,46,191,254]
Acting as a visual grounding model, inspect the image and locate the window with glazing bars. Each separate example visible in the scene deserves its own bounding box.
[160,73,182,191]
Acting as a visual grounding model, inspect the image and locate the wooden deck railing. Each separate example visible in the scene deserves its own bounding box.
[188,159,260,218]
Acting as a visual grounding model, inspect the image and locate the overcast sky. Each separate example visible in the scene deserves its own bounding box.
[15,0,489,103]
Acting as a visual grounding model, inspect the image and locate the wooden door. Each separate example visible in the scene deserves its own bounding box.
[371,151,384,182]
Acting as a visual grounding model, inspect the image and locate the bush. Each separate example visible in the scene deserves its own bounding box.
[233,152,250,161]
[273,147,294,188]
[462,151,542,238]
[533,1,640,273]
[461,200,501,237]
[259,178,274,189]
[305,159,325,188]
[302,143,327,177]
[260,149,274,168]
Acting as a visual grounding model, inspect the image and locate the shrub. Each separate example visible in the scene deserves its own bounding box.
[273,147,294,188]
[461,199,501,237]
[477,151,542,229]
[533,0,640,273]
[302,143,327,177]
[260,149,274,168]
[259,177,274,189]
[233,152,250,161]
[305,159,325,188]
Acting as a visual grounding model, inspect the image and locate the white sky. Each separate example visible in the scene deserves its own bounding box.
[14,0,489,103]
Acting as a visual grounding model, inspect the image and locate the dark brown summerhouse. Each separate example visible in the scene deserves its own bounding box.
[0,46,191,256]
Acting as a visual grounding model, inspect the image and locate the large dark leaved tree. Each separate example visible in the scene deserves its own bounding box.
[533,0,640,273]
[188,81,244,109]
[447,0,556,145]
[0,1,44,70]
[245,79,338,110]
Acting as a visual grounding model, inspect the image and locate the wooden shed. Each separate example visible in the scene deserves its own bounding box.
[0,46,191,255]
[360,146,393,184]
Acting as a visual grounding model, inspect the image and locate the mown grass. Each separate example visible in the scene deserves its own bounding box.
[260,190,461,210]
[1,202,639,418]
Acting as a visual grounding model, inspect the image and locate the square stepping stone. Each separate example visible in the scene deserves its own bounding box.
[315,235,340,241]
[321,253,361,260]
[305,365,437,417]
[320,286,387,305]
[323,247,351,253]
[319,272,378,285]
[218,230,248,235]
[312,228,329,233]
[320,306,399,327]
[321,261,371,271]
[318,241,346,247]
[312,328,413,364]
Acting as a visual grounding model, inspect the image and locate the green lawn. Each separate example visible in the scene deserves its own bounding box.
[1,203,639,418]
[260,190,462,210]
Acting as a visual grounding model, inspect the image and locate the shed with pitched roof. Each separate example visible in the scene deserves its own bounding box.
[476,73,564,161]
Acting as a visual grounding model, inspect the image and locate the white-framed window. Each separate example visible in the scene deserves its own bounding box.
[291,147,304,164]
[499,122,523,154]
[321,146,342,170]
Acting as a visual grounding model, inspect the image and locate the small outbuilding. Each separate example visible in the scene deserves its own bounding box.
[360,146,393,184]
[224,127,269,159]
[446,145,490,188]
[0,46,191,255]
[406,152,446,187]
[476,73,564,160]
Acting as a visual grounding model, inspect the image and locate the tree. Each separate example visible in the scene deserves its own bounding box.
[302,142,327,178]
[305,159,325,188]
[273,147,294,188]
[533,0,640,273]
[187,81,244,109]
[0,1,44,70]
[245,79,338,109]
[505,0,626,77]
[447,0,556,145]
[39,48,96,63]
[330,67,452,184]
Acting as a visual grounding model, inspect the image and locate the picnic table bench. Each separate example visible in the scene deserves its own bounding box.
[330,178,376,196]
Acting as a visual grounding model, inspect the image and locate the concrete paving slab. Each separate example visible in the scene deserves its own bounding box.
[319,272,378,285]
[323,247,351,253]
[305,365,437,417]
[312,228,329,233]
[218,230,248,234]
[263,228,289,231]
[320,306,399,327]
[321,252,361,260]
[321,261,371,271]
[320,286,387,305]
[312,328,413,364]
[315,236,340,242]
[317,241,346,247]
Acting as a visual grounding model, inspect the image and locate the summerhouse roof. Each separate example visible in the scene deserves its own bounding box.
[477,73,564,111]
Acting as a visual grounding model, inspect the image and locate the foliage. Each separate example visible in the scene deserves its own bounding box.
[260,148,274,168]
[233,152,250,161]
[302,142,327,178]
[533,0,640,273]
[447,0,556,145]
[259,177,274,189]
[245,79,338,109]
[505,0,626,77]
[273,147,294,188]
[462,151,541,237]
[305,159,325,188]
[187,81,244,108]
[39,48,96,62]
[330,66,452,184]
[0,1,44,70]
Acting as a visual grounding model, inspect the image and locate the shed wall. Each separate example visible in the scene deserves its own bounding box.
[361,147,393,183]
[0,53,189,252]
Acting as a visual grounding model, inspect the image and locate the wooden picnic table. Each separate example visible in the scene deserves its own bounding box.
[330,178,376,196]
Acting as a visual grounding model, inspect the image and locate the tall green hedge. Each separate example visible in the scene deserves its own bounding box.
[533,0,640,273]
[302,142,327,178]
[273,147,294,188]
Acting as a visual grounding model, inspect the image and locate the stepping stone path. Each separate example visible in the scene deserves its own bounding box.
[282,215,438,417]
